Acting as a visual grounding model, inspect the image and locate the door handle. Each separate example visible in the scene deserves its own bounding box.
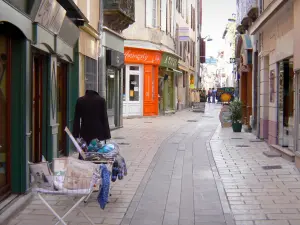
[26,131,32,137]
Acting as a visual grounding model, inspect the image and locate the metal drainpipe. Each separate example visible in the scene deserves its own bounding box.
[294,71,299,152]
[196,0,201,88]
[98,0,106,99]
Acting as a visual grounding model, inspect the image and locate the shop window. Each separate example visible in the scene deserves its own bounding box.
[129,74,139,101]
[129,66,139,71]
[183,73,186,88]
[84,56,97,91]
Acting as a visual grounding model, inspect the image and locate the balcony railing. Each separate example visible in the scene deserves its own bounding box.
[103,0,135,32]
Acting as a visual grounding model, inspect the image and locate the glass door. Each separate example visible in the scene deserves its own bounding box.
[124,65,142,116]
[107,68,116,127]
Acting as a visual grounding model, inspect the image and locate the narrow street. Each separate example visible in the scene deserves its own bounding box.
[6,104,300,225]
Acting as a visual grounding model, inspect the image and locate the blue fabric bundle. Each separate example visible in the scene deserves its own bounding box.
[97,164,111,209]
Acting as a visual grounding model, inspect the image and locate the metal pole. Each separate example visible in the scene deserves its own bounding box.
[98,0,106,98]
[196,0,201,88]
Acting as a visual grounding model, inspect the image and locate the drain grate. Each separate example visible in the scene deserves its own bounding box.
[144,121,152,123]
[232,138,243,139]
[118,142,130,145]
[113,137,125,140]
[202,116,214,118]
[262,165,282,170]
[187,120,198,122]
[236,145,250,147]
[250,139,264,142]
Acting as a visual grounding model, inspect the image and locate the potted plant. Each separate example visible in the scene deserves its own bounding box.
[229,99,243,132]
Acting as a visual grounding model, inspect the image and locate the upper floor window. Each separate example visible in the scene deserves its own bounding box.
[176,0,182,13]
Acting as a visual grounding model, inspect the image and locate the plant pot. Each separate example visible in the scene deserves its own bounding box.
[232,122,242,132]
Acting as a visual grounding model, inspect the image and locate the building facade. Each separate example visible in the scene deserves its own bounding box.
[122,0,196,116]
[236,0,300,167]
[100,0,134,127]
[0,0,85,200]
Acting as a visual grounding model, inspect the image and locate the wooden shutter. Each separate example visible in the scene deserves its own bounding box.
[161,0,167,31]
[146,0,154,28]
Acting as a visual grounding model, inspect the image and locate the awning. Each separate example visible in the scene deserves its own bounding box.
[166,68,183,75]
[57,0,88,22]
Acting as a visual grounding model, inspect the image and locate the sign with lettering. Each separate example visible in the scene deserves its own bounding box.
[160,53,178,70]
[124,48,161,65]
[35,0,66,34]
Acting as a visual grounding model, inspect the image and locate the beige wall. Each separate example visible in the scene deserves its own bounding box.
[294,0,300,70]
[263,0,274,10]
[122,0,175,52]
[76,0,99,31]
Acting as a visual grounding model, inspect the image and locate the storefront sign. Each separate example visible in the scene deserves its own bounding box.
[107,50,124,68]
[35,0,66,34]
[160,53,178,70]
[124,48,161,65]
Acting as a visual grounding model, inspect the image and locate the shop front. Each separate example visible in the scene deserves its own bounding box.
[0,0,83,199]
[100,28,125,129]
[124,47,161,117]
[106,49,124,128]
[236,34,253,128]
[159,53,180,114]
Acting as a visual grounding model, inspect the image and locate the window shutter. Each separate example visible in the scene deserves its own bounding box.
[146,0,154,28]
[161,0,167,31]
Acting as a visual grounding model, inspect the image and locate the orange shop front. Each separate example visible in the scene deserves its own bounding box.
[124,48,161,117]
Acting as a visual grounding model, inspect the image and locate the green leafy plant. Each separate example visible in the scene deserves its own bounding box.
[228,99,243,123]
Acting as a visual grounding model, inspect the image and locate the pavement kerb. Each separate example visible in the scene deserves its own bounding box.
[0,192,33,225]
[207,124,236,225]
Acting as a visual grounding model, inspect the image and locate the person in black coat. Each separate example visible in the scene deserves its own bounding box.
[72,90,111,148]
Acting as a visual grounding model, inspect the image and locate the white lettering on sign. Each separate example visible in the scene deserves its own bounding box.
[124,50,161,64]
[164,56,177,67]
[35,0,66,34]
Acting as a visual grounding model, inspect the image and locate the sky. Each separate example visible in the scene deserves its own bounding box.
[201,0,236,58]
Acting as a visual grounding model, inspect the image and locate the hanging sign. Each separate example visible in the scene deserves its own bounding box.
[217,87,235,102]
[34,0,66,34]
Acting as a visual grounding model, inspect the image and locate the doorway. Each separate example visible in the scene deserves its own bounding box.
[278,60,294,149]
[123,65,143,117]
[0,35,11,201]
[144,65,158,116]
[32,55,44,163]
[57,62,67,156]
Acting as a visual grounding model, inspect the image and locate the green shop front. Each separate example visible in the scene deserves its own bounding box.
[159,53,180,114]
[0,0,85,200]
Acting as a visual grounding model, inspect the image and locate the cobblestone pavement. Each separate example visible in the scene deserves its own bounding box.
[211,126,300,225]
[7,103,300,225]
[7,104,224,225]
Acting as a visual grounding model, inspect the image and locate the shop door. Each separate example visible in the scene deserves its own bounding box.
[123,65,143,117]
[32,56,44,163]
[0,35,11,200]
[144,65,158,116]
[278,61,294,149]
[107,68,116,127]
[57,62,67,156]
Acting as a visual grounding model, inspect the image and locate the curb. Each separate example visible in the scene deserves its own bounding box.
[0,193,33,225]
